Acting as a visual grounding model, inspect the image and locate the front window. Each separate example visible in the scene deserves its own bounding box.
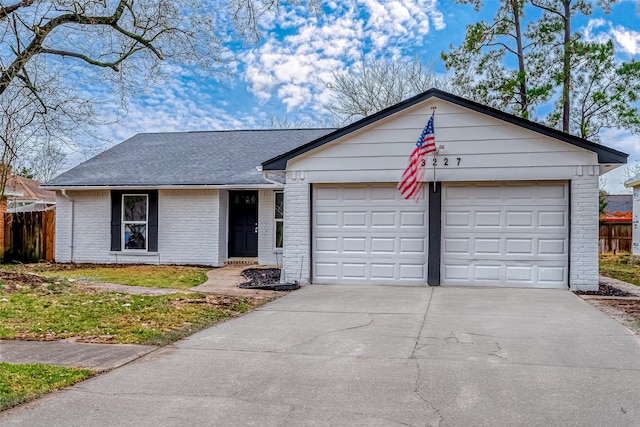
[275,191,284,249]
[123,195,148,250]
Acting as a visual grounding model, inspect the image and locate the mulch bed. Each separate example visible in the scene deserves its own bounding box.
[574,283,632,297]
[238,268,299,291]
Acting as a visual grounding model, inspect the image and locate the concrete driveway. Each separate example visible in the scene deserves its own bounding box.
[2,285,640,426]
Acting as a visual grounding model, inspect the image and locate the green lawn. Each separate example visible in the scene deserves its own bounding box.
[599,253,640,286]
[0,363,93,411]
[0,288,253,345]
[7,264,209,290]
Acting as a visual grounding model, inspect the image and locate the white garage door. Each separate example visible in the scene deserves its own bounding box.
[441,182,568,288]
[313,184,427,285]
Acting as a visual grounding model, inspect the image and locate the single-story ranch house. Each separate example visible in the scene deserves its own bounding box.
[44,89,628,291]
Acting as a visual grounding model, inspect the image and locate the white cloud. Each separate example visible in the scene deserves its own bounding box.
[611,26,640,55]
[584,19,640,55]
[243,0,446,113]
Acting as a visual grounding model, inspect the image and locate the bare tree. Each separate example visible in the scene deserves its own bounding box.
[0,0,317,194]
[324,57,457,125]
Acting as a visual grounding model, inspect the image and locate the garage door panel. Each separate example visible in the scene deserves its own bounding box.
[315,237,338,252]
[442,181,568,288]
[313,184,427,285]
[401,211,426,227]
[371,263,395,278]
[445,211,470,227]
[505,239,534,255]
[475,238,500,254]
[539,239,566,255]
[400,238,426,254]
[343,238,366,253]
[539,211,566,227]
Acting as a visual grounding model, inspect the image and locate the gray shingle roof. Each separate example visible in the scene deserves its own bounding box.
[45,129,335,187]
[604,195,633,213]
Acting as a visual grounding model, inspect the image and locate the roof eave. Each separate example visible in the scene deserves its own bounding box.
[42,183,283,191]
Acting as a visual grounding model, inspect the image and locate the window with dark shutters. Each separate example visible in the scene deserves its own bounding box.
[110,190,158,252]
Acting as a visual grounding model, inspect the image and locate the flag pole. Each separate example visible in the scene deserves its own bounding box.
[431,106,437,192]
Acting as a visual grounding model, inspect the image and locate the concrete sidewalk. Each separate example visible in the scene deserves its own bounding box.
[2,285,640,426]
[0,340,156,372]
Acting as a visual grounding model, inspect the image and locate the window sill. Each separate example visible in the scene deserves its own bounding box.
[110,251,159,256]
[273,249,283,253]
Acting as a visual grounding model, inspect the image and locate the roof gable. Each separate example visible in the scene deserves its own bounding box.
[262,89,628,171]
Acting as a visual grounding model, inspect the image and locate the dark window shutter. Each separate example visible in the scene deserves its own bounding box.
[148,191,158,252]
[110,191,123,251]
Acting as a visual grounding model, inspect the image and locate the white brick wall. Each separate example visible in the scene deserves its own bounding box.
[282,172,310,284]
[55,189,222,265]
[570,169,599,291]
[157,189,220,265]
[54,192,72,262]
[54,190,111,263]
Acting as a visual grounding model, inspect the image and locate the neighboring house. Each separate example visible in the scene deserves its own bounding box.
[5,175,56,213]
[625,174,640,258]
[600,194,633,223]
[599,194,633,253]
[44,89,628,291]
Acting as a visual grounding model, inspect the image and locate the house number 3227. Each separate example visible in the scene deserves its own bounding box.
[432,157,461,166]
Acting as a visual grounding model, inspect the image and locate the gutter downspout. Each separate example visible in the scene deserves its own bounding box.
[260,169,285,188]
[60,189,74,262]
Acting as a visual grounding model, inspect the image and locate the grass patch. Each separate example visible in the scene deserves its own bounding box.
[599,253,640,286]
[0,289,260,345]
[6,264,209,290]
[0,363,93,410]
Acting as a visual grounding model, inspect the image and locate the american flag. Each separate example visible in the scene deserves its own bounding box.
[398,112,436,200]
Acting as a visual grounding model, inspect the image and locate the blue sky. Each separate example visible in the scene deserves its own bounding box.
[78,0,639,192]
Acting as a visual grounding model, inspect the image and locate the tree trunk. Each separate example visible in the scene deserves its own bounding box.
[511,0,528,118]
[562,0,571,132]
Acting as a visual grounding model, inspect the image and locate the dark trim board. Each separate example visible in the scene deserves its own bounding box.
[262,89,627,171]
[427,182,442,286]
[567,182,572,289]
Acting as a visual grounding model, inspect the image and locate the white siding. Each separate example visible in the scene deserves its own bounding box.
[257,189,281,266]
[157,189,220,265]
[287,100,599,183]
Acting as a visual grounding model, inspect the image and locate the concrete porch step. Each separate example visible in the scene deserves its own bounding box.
[225,258,258,266]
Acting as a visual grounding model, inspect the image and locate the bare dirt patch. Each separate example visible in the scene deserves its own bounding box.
[576,282,640,335]
[584,299,640,335]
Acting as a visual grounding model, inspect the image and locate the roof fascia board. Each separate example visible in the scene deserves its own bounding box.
[42,184,282,191]
[262,88,628,170]
[625,174,640,188]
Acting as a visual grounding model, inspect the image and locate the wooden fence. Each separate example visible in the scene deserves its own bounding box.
[599,221,632,253]
[3,210,55,262]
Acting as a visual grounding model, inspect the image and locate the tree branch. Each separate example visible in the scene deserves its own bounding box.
[0,0,34,19]
[39,49,123,71]
[529,0,566,20]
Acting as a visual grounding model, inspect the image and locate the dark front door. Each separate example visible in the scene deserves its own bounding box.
[229,191,258,257]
